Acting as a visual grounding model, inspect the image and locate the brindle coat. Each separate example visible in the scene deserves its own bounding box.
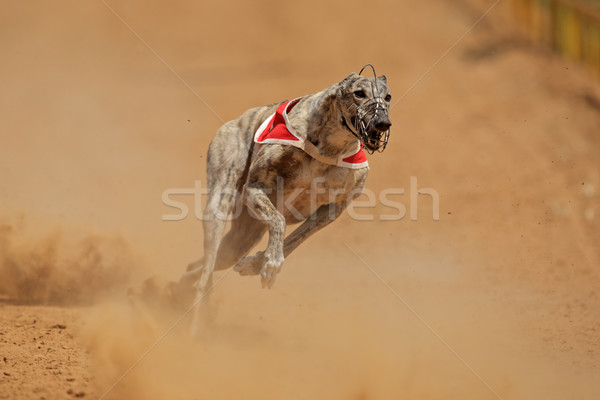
[180,72,391,325]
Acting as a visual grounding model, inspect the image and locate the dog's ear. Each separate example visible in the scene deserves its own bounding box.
[342,72,359,83]
[338,72,359,98]
[378,75,387,83]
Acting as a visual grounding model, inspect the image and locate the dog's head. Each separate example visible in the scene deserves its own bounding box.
[337,67,392,153]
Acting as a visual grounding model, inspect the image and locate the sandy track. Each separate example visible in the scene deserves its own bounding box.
[0,305,91,400]
[1,0,599,399]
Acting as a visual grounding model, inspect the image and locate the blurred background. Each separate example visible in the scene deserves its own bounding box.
[0,0,599,399]
[510,0,600,77]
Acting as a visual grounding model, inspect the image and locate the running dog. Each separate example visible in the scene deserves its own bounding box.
[180,66,391,328]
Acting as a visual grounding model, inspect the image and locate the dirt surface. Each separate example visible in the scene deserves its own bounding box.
[0,306,91,400]
[1,0,600,399]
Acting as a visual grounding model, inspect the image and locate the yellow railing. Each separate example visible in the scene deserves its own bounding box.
[510,0,600,77]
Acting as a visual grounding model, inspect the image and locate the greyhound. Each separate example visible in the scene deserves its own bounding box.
[179,66,391,331]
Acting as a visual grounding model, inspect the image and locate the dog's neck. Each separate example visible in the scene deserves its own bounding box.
[289,86,360,158]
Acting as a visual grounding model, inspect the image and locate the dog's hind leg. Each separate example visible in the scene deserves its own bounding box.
[182,207,267,279]
[179,207,267,329]
[213,207,267,270]
[182,123,252,335]
[187,185,236,336]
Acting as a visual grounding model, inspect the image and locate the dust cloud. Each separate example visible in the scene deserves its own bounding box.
[0,216,140,305]
[80,290,441,400]
[77,262,595,400]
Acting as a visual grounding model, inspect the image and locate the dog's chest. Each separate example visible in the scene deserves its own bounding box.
[277,159,365,221]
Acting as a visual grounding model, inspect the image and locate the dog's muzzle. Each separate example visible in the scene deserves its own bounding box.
[344,98,391,154]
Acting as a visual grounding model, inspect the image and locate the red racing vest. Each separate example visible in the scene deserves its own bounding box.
[254,98,368,169]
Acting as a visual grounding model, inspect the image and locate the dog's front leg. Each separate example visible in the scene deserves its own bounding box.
[235,201,346,277]
[242,184,285,289]
[282,202,345,257]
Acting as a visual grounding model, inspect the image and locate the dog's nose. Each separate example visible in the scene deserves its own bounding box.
[374,120,392,132]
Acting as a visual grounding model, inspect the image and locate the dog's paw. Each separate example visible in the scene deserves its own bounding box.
[233,252,264,276]
[260,255,284,289]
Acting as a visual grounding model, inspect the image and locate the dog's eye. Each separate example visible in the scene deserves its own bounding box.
[384,94,392,102]
[354,90,366,99]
